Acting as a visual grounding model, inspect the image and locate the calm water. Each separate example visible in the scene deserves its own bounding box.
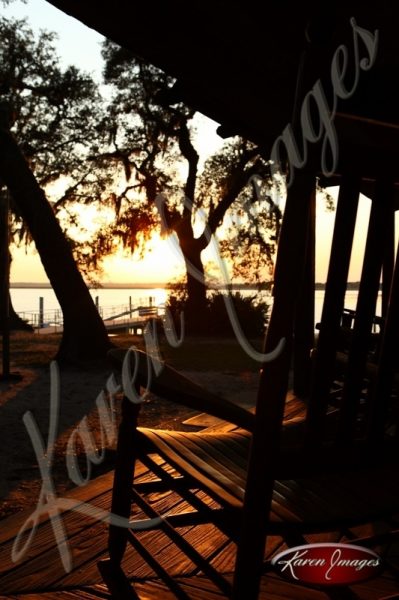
[10,287,379,326]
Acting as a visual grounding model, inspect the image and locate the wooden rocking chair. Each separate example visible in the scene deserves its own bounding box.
[103,118,399,597]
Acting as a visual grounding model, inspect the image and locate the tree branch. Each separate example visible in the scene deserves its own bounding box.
[177,120,199,216]
[198,160,263,250]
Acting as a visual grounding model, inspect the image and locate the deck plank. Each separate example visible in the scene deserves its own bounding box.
[1,391,399,599]
[0,462,154,593]
[0,470,115,546]
[193,392,305,433]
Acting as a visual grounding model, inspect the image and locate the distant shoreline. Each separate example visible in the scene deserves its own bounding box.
[10,281,363,290]
[10,282,273,290]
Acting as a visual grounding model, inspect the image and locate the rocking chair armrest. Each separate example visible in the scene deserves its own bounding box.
[108,348,255,432]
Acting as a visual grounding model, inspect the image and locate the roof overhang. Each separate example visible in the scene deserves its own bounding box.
[44,1,399,170]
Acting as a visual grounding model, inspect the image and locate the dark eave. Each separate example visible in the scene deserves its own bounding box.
[44,1,399,154]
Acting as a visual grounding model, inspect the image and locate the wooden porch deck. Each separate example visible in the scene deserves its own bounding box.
[1,396,398,599]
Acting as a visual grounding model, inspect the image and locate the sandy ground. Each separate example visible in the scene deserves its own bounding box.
[0,360,259,519]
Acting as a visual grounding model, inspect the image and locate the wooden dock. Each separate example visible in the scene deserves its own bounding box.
[1,397,398,599]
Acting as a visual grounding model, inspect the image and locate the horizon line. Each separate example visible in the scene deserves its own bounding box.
[10,281,362,290]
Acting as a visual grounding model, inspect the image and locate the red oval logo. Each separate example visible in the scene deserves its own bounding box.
[272,543,383,586]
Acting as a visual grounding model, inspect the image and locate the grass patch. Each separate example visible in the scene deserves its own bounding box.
[110,333,264,372]
[2,331,62,368]
[161,338,263,371]
[2,331,264,372]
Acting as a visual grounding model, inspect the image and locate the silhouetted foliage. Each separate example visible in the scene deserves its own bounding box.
[0,16,113,278]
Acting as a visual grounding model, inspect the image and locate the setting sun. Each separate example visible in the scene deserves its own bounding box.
[100,232,186,284]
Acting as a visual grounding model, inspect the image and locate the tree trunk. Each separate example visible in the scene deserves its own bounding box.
[0,128,112,363]
[178,234,208,335]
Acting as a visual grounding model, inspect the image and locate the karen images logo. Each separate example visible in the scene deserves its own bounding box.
[272,543,383,586]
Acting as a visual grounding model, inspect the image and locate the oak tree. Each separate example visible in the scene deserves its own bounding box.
[99,41,280,333]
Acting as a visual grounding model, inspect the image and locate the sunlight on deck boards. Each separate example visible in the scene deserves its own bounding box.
[0,394,398,599]
[1,464,399,599]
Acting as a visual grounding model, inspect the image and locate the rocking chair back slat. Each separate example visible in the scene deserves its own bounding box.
[305,174,360,446]
[338,178,395,444]
[369,232,399,445]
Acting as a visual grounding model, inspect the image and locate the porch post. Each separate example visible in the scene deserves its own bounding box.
[293,186,315,397]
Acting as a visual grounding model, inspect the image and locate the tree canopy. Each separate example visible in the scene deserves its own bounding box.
[96,40,282,332]
[0,16,116,277]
